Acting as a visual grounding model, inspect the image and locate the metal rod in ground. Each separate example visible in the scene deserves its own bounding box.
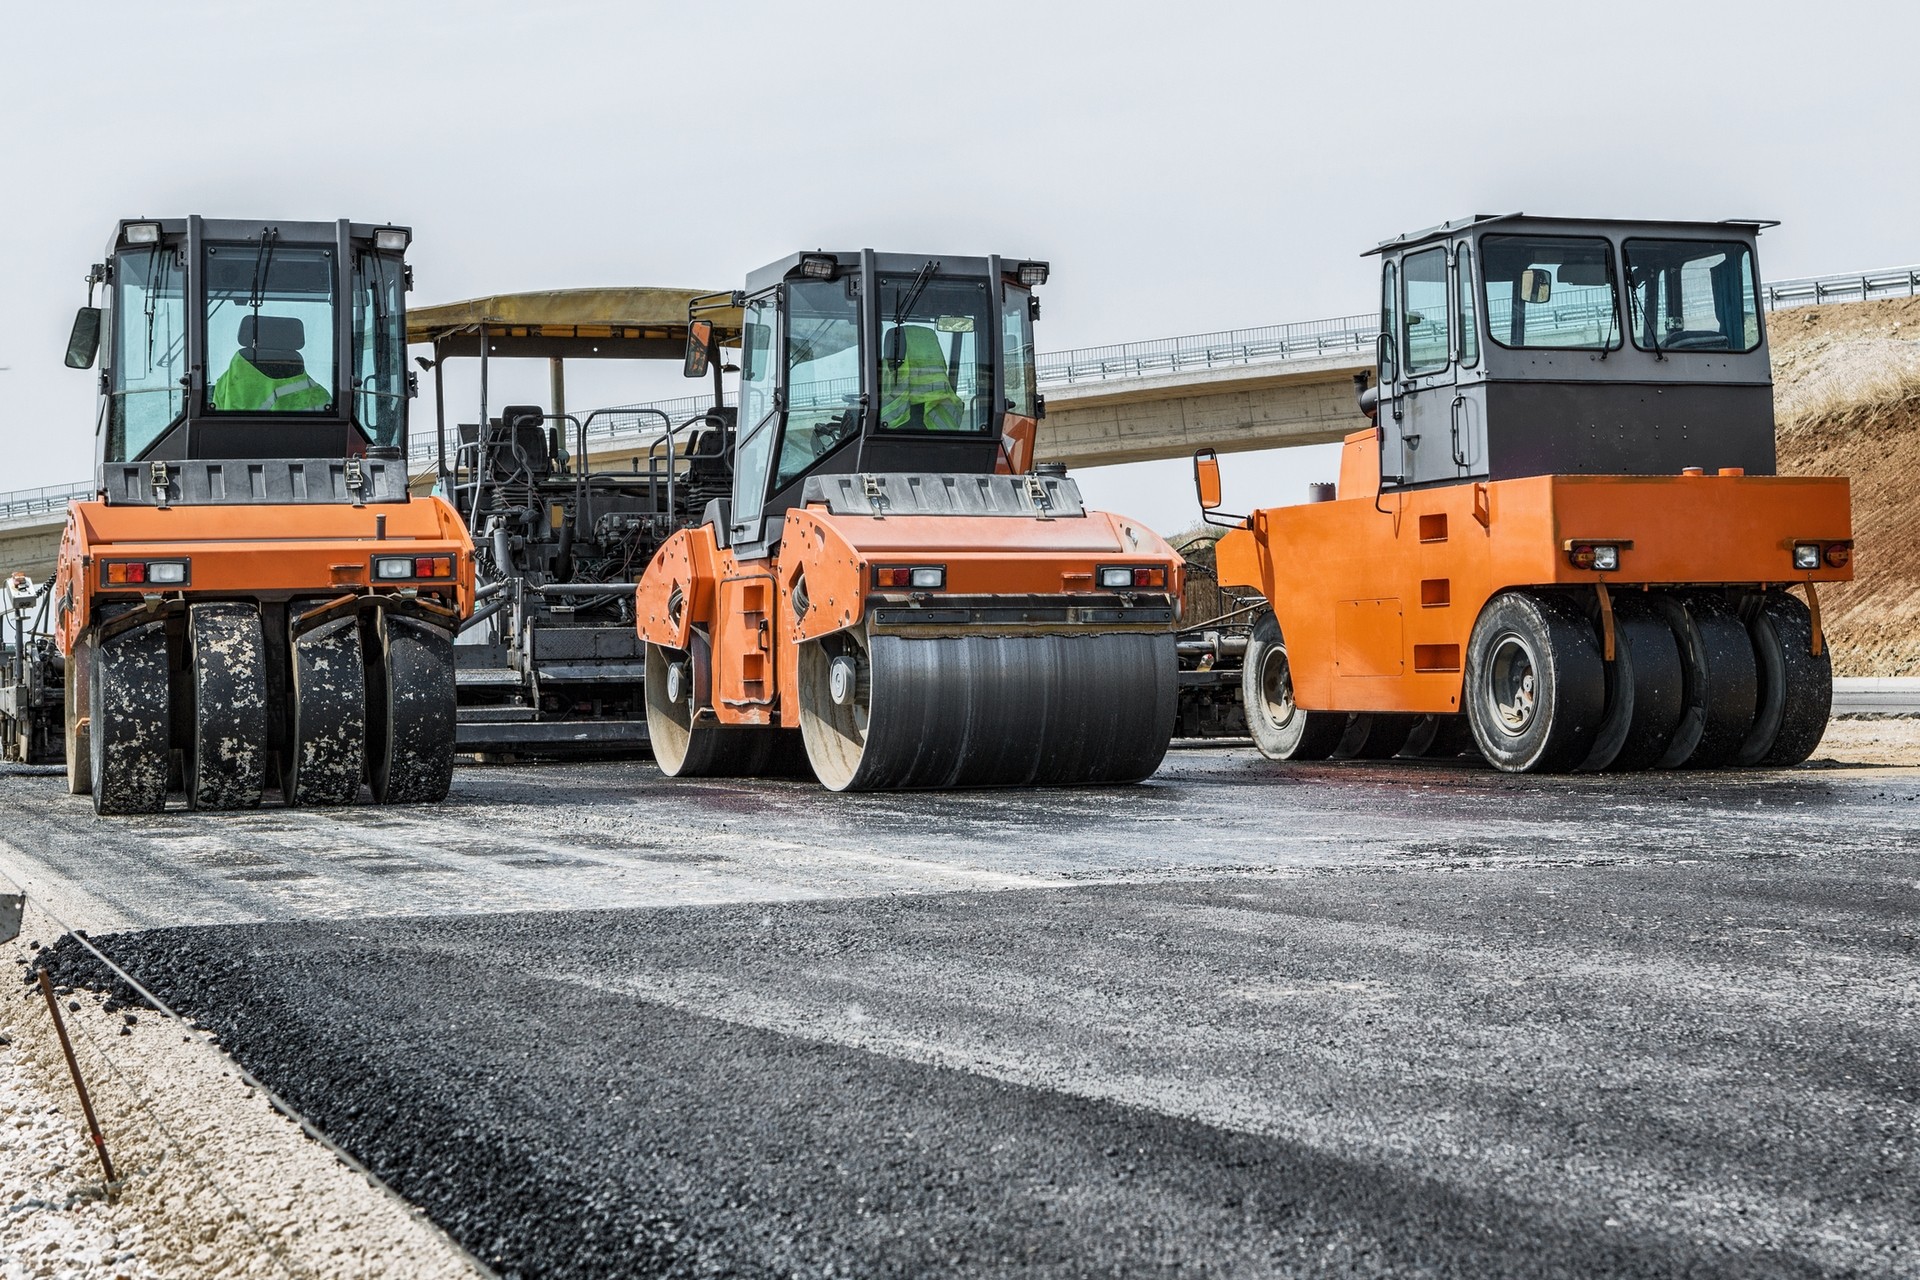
[36,968,115,1182]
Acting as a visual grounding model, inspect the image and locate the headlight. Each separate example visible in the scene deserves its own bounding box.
[1097,566,1134,589]
[374,556,415,580]
[1792,543,1821,571]
[146,561,187,584]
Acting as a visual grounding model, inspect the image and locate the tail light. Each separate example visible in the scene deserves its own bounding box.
[1824,543,1851,568]
[103,559,188,586]
[1097,565,1170,591]
[1568,543,1620,571]
[875,565,945,590]
[375,555,453,581]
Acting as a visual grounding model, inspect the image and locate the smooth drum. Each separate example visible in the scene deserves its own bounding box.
[799,628,1179,791]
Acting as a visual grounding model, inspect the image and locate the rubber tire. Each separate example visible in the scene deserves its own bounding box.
[1464,590,1606,774]
[65,632,93,796]
[1652,593,1758,769]
[282,604,367,806]
[1579,593,1685,772]
[88,621,171,815]
[185,603,269,810]
[368,612,456,804]
[1734,590,1832,768]
[1337,713,1419,760]
[644,639,784,778]
[1241,612,1347,761]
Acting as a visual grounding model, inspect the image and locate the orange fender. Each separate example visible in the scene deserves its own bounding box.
[635,526,720,651]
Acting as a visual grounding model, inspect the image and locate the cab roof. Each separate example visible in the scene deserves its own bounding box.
[1366,213,1780,256]
[407,287,742,360]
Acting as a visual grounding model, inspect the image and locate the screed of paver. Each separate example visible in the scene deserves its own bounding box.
[3,905,483,1280]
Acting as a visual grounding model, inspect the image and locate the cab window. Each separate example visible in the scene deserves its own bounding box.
[773,278,862,491]
[876,274,993,433]
[107,243,187,461]
[1000,286,1037,418]
[730,295,780,532]
[1624,239,1761,353]
[1456,244,1479,366]
[1402,248,1451,374]
[1481,235,1621,351]
[1378,261,1398,383]
[204,242,337,413]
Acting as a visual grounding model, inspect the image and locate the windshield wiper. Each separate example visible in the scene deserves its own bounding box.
[246,227,279,323]
[887,260,938,369]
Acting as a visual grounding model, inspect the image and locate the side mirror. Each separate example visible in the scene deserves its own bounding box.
[1193,448,1223,512]
[1520,269,1552,305]
[65,307,101,369]
[683,319,713,379]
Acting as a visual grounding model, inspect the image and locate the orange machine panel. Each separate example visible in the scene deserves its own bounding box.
[635,526,722,651]
[1219,468,1853,716]
[55,496,472,653]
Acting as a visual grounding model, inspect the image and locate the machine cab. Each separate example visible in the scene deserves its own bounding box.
[689,250,1047,555]
[70,217,415,506]
[1368,214,1776,490]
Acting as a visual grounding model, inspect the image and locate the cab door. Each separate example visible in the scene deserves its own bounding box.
[1383,245,1457,488]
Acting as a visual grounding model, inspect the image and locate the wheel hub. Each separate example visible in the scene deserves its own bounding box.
[829,655,860,707]
[1487,634,1538,735]
[665,662,688,704]
[1257,646,1296,729]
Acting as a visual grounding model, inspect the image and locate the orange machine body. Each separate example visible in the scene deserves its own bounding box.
[637,505,1183,726]
[54,496,475,655]
[1215,427,1853,715]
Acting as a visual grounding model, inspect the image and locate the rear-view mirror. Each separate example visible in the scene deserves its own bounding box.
[65,306,101,369]
[1193,448,1223,512]
[1519,269,1553,305]
[683,319,713,379]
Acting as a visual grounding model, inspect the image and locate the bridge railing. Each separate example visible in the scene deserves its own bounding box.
[1035,313,1377,386]
[0,481,93,522]
[11,259,1920,510]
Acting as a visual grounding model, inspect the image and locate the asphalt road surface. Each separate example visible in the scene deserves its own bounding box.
[10,751,1920,1279]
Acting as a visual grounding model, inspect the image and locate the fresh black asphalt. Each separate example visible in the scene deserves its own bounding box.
[36,776,1920,1279]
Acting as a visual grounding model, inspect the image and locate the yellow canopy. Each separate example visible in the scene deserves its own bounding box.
[407,287,741,360]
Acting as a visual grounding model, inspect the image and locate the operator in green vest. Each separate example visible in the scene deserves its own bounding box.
[211,314,331,411]
[879,324,966,431]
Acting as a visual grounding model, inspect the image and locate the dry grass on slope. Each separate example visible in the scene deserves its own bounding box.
[1771,297,1920,676]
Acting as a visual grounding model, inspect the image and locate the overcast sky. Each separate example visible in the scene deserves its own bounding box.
[3,1,1914,534]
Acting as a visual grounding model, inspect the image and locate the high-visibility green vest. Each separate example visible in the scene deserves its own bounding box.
[879,325,966,431]
[211,354,332,412]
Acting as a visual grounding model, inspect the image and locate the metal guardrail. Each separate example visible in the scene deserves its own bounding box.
[10,259,1920,512]
[1035,312,1378,386]
[0,481,94,522]
[1763,265,1920,309]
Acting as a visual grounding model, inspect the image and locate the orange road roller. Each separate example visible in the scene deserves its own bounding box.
[53,217,473,814]
[1199,215,1852,773]
[636,251,1182,790]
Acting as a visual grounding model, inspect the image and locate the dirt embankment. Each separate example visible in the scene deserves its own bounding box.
[1770,296,1920,676]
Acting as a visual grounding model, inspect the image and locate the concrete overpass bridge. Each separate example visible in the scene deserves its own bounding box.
[5,260,1916,584]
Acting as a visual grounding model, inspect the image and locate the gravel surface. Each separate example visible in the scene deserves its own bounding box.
[2,905,482,1280]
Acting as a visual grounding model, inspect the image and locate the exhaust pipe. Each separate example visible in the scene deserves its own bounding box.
[1353,372,1379,424]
